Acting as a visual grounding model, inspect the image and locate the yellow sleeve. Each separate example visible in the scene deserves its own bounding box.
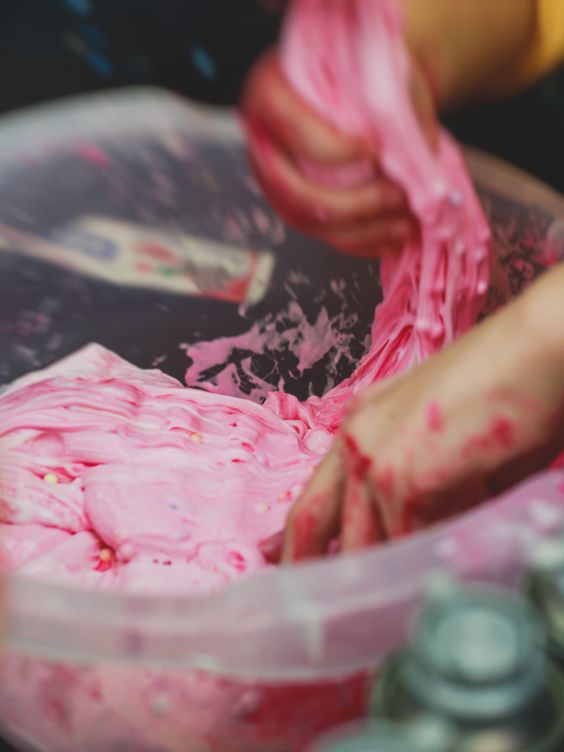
[513,0,564,88]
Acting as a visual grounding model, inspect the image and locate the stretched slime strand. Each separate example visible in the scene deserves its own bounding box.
[264,0,490,430]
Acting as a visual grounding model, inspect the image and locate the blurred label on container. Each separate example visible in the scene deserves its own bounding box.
[0,216,275,305]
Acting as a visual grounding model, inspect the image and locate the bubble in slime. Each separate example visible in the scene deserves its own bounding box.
[0,0,493,750]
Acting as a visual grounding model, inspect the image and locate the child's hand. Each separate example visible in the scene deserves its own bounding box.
[242,49,437,258]
[261,264,564,562]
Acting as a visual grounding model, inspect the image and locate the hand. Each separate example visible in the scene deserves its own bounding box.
[241,48,437,258]
[262,266,564,562]
[242,0,536,259]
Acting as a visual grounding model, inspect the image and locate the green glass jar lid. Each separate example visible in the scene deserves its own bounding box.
[404,586,547,721]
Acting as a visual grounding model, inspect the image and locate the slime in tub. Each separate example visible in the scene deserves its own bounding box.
[1,0,489,590]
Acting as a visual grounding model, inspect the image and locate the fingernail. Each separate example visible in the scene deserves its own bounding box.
[259,531,283,564]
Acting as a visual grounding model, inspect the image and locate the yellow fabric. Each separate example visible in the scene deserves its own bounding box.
[513,0,564,88]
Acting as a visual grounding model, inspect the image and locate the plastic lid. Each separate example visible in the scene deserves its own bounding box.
[404,587,547,722]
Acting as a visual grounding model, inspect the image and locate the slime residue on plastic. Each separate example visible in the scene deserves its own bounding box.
[183,299,361,401]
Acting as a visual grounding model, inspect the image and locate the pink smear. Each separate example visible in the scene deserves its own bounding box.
[343,433,372,480]
[74,143,111,167]
[182,301,358,401]
[490,415,515,448]
[426,401,444,433]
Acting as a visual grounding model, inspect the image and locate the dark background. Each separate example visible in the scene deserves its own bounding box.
[0,0,563,193]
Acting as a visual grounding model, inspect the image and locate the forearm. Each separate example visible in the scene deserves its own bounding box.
[477,263,564,418]
[512,263,564,403]
[402,0,537,109]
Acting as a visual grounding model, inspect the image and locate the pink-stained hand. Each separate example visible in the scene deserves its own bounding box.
[262,266,564,563]
[241,49,437,259]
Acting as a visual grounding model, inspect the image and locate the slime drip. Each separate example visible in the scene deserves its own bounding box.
[1,0,489,593]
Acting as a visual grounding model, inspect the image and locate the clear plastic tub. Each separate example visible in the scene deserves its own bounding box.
[1,89,564,752]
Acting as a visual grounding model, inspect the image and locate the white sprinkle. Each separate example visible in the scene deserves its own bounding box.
[151,694,170,716]
[477,280,488,295]
[120,544,135,561]
[99,548,113,563]
[449,190,463,207]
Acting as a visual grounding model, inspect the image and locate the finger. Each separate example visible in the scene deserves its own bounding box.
[243,50,376,166]
[340,428,384,551]
[300,158,380,189]
[341,472,384,552]
[250,153,410,253]
[259,530,284,564]
[282,446,344,562]
[317,215,417,258]
[396,476,491,535]
[250,149,413,257]
[248,135,407,225]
